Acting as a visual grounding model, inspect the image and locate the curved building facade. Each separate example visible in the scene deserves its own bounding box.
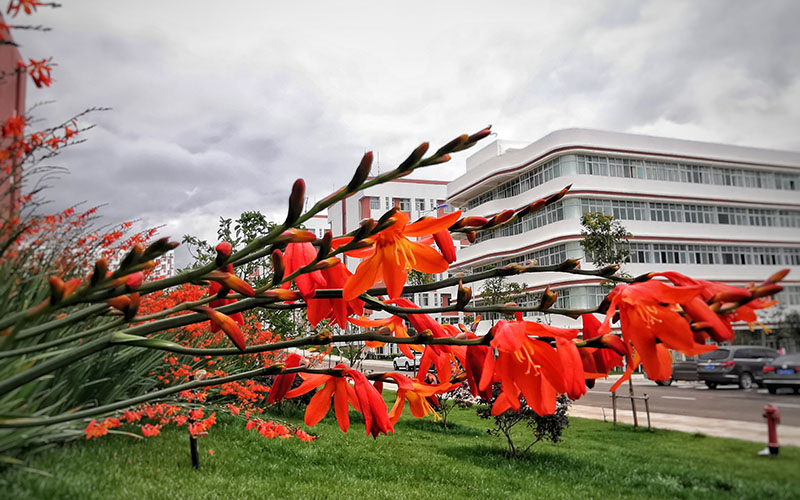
[448,129,800,345]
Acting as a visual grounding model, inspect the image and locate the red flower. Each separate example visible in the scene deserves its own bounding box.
[267,353,302,404]
[599,280,717,383]
[306,260,364,328]
[26,58,53,87]
[141,424,162,437]
[281,242,325,299]
[1,114,25,137]
[7,0,43,17]
[342,210,462,300]
[481,319,580,415]
[285,364,393,437]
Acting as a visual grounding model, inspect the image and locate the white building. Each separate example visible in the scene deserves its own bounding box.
[304,213,331,240]
[447,129,800,348]
[150,251,175,280]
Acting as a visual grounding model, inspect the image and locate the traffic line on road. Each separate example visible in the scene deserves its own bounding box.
[661,396,696,401]
[773,403,800,409]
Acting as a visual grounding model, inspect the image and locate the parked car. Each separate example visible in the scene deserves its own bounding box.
[762,354,800,394]
[651,353,699,386]
[392,353,422,371]
[697,345,779,389]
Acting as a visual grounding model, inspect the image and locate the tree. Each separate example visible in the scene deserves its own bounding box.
[479,274,527,324]
[580,212,632,267]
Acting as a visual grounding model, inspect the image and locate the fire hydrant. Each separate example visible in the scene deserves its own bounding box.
[758,405,781,456]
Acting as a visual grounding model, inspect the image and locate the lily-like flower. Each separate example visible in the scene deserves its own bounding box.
[306,260,364,328]
[281,242,326,299]
[342,210,462,300]
[285,364,393,438]
[383,372,457,424]
[598,279,717,383]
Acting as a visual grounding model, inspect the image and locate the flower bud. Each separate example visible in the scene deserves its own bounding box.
[195,305,246,351]
[205,270,255,297]
[262,289,302,301]
[538,285,557,311]
[313,257,341,271]
[426,153,451,166]
[557,258,581,271]
[466,231,476,244]
[487,209,514,227]
[144,237,179,259]
[91,259,109,286]
[271,249,284,286]
[435,134,469,156]
[398,142,430,172]
[48,276,65,304]
[125,272,144,291]
[215,242,233,266]
[119,244,144,270]
[599,334,628,356]
[456,280,472,308]
[315,231,332,261]
[765,268,790,284]
[465,125,492,146]
[710,288,751,304]
[599,265,620,277]
[276,228,317,243]
[545,185,571,205]
[284,178,306,227]
[107,295,131,314]
[347,152,373,192]
[454,216,488,229]
[751,284,783,298]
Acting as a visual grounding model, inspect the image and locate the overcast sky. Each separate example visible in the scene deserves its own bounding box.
[13,0,800,264]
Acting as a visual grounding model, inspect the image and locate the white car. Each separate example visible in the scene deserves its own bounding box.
[392,353,422,371]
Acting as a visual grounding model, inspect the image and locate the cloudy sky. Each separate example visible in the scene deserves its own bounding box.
[13,0,800,264]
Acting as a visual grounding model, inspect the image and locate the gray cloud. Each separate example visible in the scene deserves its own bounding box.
[9,0,800,266]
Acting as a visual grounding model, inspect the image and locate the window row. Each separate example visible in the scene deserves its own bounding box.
[580,198,800,228]
[475,202,565,243]
[576,155,799,190]
[464,153,800,209]
[622,243,800,266]
[468,244,568,274]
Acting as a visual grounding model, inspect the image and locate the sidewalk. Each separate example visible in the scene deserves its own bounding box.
[569,404,800,446]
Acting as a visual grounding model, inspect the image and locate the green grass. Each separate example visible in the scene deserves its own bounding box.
[1,397,798,500]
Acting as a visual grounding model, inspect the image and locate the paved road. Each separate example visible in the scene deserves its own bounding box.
[306,352,800,429]
[581,377,800,426]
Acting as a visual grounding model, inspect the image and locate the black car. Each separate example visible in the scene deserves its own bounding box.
[651,354,699,386]
[762,354,800,394]
[697,345,779,389]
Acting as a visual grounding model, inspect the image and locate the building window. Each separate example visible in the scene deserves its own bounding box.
[396,198,411,212]
[370,197,380,209]
[415,198,425,212]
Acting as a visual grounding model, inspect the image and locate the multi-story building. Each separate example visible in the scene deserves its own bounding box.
[150,251,176,280]
[447,129,800,349]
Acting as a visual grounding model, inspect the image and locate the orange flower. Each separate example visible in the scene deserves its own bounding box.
[281,242,325,299]
[384,372,457,424]
[141,424,162,437]
[342,210,462,300]
[267,353,302,404]
[306,261,364,328]
[7,0,43,17]
[481,319,579,415]
[285,364,393,437]
[599,280,717,383]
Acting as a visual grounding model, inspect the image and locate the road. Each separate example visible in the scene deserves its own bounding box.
[580,377,800,426]
[309,352,800,427]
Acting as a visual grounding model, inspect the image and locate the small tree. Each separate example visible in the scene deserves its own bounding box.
[580,212,632,267]
[477,384,571,458]
[434,382,474,429]
[479,275,527,324]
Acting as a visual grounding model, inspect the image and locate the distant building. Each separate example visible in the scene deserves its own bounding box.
[447,129,800,349]
[304,213,330,240]
[150,251,175,280]
[0,16,27,220]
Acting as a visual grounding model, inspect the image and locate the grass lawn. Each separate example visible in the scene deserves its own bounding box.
[1,396,798,500]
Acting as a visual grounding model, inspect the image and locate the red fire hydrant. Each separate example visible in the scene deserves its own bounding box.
[759,405,781,456]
